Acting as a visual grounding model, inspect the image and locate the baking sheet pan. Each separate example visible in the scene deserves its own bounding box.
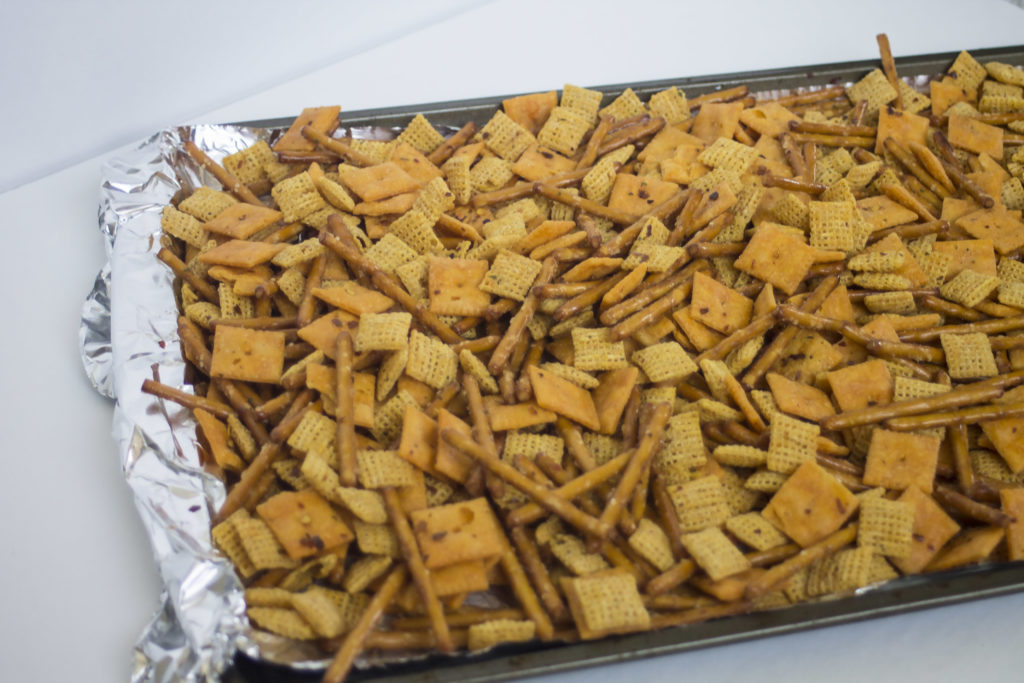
[212,44,1024,681]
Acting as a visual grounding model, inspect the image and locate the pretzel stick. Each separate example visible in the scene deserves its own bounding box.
[441,428,612,539]
[555,418,598,472]
[300,127,378,167]
[876,33,903,110]
[498,542,556,640]
[463,375,500,463]
[689,86,749,109]
[508,526,569,625]
[907,141,955,193]
[216,378,272,445]
[596,116,665,157]
[666,188,705,246]
[821,382,1005,431]
[597,190,690,258]
[884,138,950,199]
[789,119,877,138]
[436,213,483,243]
[321,227,460,344]
[157,248,219,302]
[515,339,545,402]
[919,294,985,323]
[645,558,697,596]
[487,257,557,374]
[932,132,996,208]
[934,484,1014,527]
[381,487,453,652]
[295,253,326,327]
[267,390,316,443]
[722,371,767,431]
[183,141,263,205]
[389,608,526,631]
[880,182,937,222]
[534,281,600,298]
[276,150,340,165]
[687,242,745,258]
[760,175,827,195]
[576,115,616,169]
[470,167,589,207]
[334,330,358,487]
[745,523,858,599]
[357,628,471,653]
[627,459,652,535]
[864,338,946,364]
[900,314,1024,344]
[740,275,838,389]
[533,182,639,225]
[427,121,478,165]
[597,402,671,536]
[650,474,686,559]
[763,85,846,107]
[213,442,281,524]
[790,132,875,149]
[869,219,948,243]
[142,379,232,421]
[695,312,776,364]
[485,298,519,321]
[609,280,692,341]
[255,389,297,422]
[977,301,1024,319]
[802,141,816,183]
[778,133,807,179]
[323,565,408,683]
[600,263,697,326]
[947,422,975,495]
[885,402,1024,431]
[506,451,632,527]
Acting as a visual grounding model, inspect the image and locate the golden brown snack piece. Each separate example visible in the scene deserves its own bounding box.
[144,42,1024,681]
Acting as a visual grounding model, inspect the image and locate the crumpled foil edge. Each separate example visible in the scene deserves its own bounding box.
[84,125,327,683]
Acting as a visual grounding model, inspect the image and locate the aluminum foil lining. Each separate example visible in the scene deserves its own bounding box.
[80,72,942,683]
[87,124,284,683]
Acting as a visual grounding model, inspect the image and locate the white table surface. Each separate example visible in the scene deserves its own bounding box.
[2,1,1023,681]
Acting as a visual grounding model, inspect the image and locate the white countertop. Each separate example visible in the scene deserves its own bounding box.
[2,1,1023,681]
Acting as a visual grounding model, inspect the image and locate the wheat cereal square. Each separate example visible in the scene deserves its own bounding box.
[858,497,914,558]
[766,413,820,475]
[940,332,999,379]
[681,527,751,581]
[562,570,650,639]
[725,512,790,551]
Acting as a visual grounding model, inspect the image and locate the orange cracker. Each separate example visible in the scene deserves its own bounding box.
[689,271,754,335]
[528,365,600,431]
[198,240,285,269]
[826,359,893,413]
[273,105,339,153]
[203,203,282,240]
[256,489,353,561]
[863,429,941,493]
[338,162,421,202]
[313,280,395,315]
[735,223,817,295]
[427,257,491,317]
[409,497,505,569]
[766,372,835,422]
[503,90,558,135]
[947,114,1004,159]
[762,461,858,547]
[209,326,285,384]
